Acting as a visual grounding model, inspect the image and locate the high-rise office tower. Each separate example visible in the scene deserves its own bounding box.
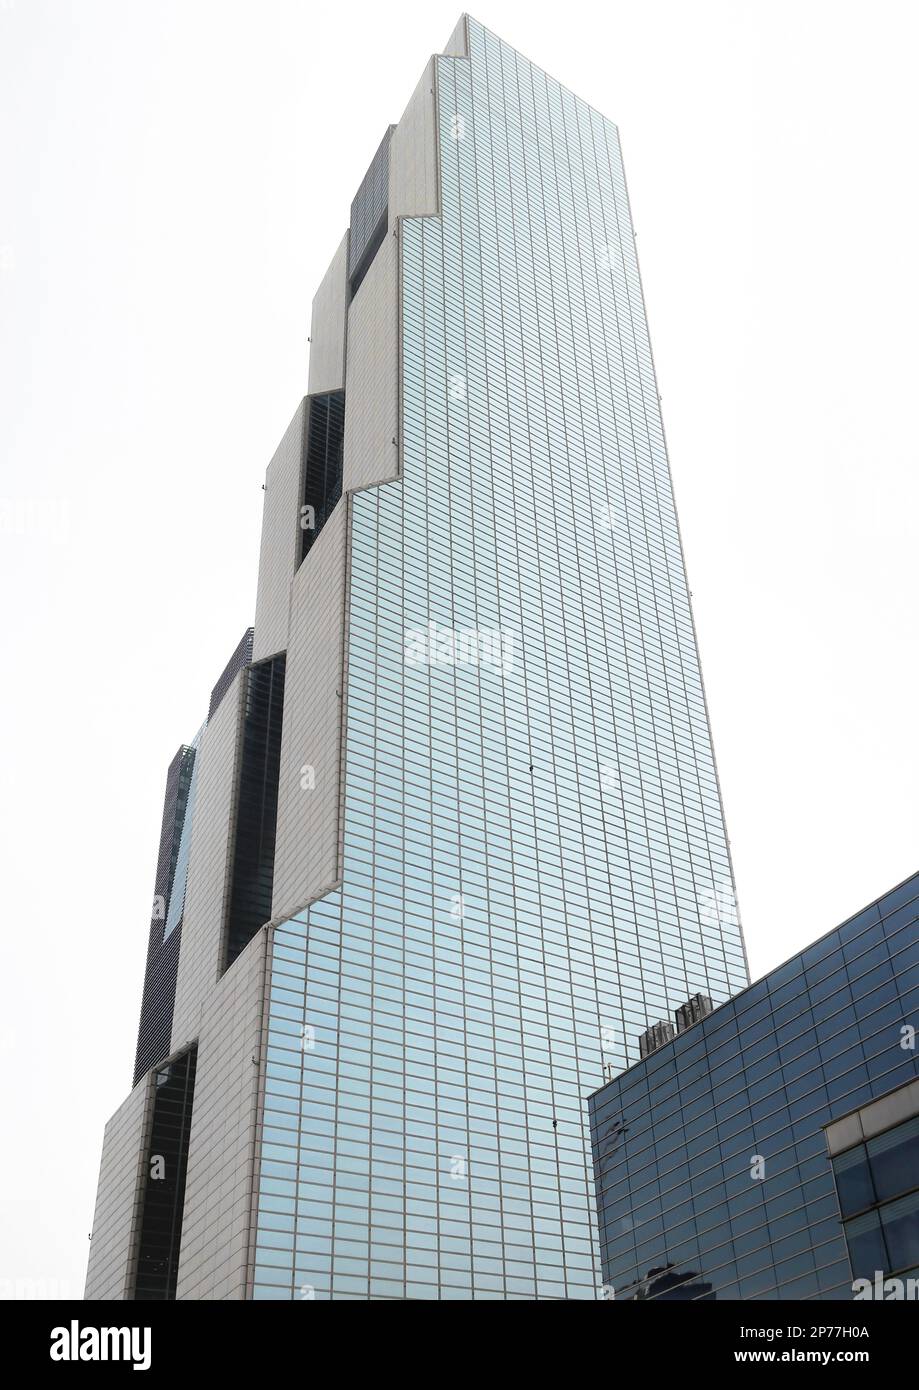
[86,14,748,1301]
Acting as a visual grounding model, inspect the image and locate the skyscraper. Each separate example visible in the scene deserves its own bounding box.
[85,14,748,1302]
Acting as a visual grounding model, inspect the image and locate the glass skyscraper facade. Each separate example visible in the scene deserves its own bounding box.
[86,16,749,1304]
[251,18,747,1301]
[589,872,919,1301]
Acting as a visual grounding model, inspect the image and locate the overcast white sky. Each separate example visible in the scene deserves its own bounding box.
[1,0,917,1298]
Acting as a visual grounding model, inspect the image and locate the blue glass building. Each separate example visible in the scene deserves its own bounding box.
[589,872,919,1301]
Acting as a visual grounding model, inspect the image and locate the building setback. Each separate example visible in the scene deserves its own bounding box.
[589,872,919,1300]
[86,14,748,1301]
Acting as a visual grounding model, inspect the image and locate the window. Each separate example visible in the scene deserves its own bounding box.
[134,1047,197,1300]
[832,1115,919,1278]
[348,128,392,295]
[224,654,286,969]
[300,392,345,565]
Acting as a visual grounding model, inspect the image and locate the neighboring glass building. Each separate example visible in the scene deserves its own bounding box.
[86,15,747,1302]
[589,872,919,1300]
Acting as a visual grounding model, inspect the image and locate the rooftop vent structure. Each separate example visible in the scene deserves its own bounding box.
[675,993,714,1034]
[639,1020,677,1059]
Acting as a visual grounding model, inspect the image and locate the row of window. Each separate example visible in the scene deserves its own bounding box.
[343,734,724,805]
[272,923,716,979]
[267,985,735,1048]
[597,1044,918,1212]
[393,456,688,543]
[274,908,729,961]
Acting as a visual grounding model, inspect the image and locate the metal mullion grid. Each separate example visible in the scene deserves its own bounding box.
[499,38,595,1296]
[566,88,691,1032]
[456,44,534,1296]
[519,57,617,1287]
[441,61,512,1297]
